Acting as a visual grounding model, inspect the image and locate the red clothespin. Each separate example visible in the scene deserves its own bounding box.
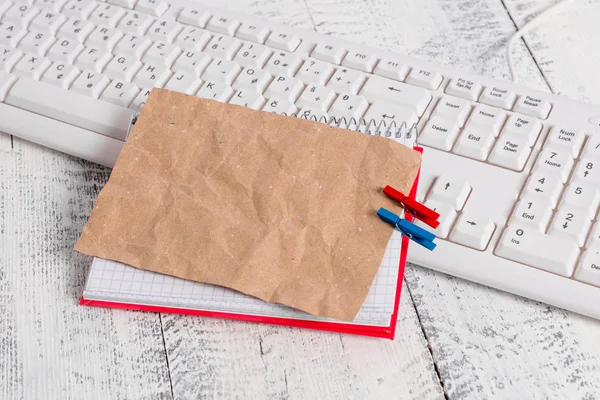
[383,185,440,229]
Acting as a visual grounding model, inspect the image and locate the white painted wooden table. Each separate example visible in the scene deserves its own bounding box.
[2,0,600,398]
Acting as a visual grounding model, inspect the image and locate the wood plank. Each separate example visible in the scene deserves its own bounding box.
[162,283,445,400]
[0,140,172,399]
[504,0,600,105]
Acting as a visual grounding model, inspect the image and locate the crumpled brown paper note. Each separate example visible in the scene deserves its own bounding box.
[75,89,421,321]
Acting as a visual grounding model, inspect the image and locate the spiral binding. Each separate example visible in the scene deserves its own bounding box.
[127,105,418,142]
[281,112,417,141]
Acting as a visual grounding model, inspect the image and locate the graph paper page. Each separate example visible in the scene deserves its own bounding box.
[83,230,403,326]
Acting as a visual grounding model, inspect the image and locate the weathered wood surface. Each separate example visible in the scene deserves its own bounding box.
[2,0,600,399]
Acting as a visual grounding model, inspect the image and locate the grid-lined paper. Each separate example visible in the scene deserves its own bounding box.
[83,230,403,327]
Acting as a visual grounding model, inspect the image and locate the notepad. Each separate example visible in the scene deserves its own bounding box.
[83,228,402,325]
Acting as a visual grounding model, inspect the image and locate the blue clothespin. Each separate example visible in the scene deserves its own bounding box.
[377,207,437,251]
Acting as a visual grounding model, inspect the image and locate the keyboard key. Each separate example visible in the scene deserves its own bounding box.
[587,221,600,248]
[452,124,495,161]
[115,33,152,58]
[41,61,80,88]
[373,57,409,82]
[488,134,530,171]
[31,9,67,34]
[261,97,297,115]
[544,125,584,157]
[142,40,181,67]
[232,67,271,93]
[71,69,110,97]
[135,0,169,16]
[509,196,553,231]
[263,74,303,102]
[105,53,142,81]
[574,249,600,287]
[117,11,155,35]
[86,25,124,51]
[75,46,112,72]
[417,200,456,239]
[295,58,334,86]
[328,92,368,121]
[148,18,183,42]
[164,70,202,95]
[57,17,95,42]
[501,114,542,146]
[449,213,495,250]
[583,134,600,158]
[560,181,600,219]
[497,224,579,276]
[572,156,600,185]
[533,148,574,183]
[232,42,271,68]
[297,106,327,122]
[17,30,56,56]
[172,50,211,75]
[311,43,345,65]
[174,26,212,51]
[107,0,136,9]
[133,62,171,88]
[0,45,23,72]
[522,170,562,208]
[0,0,11,16]
[264,50,302,77]
[265,31,301,52]
[0,21,27,47]
[445,77,482,101]
[432,96,471,127]
[405,67,442,90]
[0,71,17,101]
[360,76,431,116]
[362,101,418,128]
[177,8,211,29]
[418,115,460,151]
[206,14,240,36]
[428,175,470,210]
[47,37,84,63]
[202,58,241,85]
[5,77,134,139]
[3,3,40,26]
[549,206,591,247]
[62,0,97,18]
[235,23,270,44]
[100,79,139,107]
[229,89,265,110]
[196,79,233,102]
[465,104,506,135]
[13,54,51,79]
[341,51,377,73]
[89,4,126,27]
[513,95,552,119]
[326,67,366,95]
[130,86,151,110]
[295,83,335,112]
[37,0,67,11]
[479,86,517,110]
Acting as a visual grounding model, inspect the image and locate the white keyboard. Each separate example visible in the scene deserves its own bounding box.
[2,0,600,320]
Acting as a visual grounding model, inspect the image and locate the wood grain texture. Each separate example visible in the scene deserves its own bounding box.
[0,140,172,399]
[3,0,600,398]
[162,283,444,400]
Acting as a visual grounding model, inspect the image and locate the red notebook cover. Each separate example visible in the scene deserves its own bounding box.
[80,148,423,340]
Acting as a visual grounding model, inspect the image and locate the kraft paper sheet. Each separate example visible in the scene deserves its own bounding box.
[75,89,421,321]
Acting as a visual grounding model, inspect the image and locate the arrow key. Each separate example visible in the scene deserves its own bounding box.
[427,175,471,210]
[549,206,591,246]
[449,212,496,250]
[522,170,562,208]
